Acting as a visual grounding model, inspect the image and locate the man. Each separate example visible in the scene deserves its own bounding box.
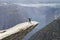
[28,18,31,22]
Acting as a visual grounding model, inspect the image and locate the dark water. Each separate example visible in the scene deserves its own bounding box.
[0,3,60,40]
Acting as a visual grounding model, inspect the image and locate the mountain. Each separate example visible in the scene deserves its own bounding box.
[0,3,60,40]
[29,19,60,40]
[0,3,29,30]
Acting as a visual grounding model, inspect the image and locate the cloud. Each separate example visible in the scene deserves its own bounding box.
[14,3,60,8]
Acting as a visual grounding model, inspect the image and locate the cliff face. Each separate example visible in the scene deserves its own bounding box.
[1,21,38,40]
[29,19,60,40]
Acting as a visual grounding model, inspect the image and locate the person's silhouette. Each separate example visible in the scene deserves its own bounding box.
[29,18,31,22]
[28,18,31,22]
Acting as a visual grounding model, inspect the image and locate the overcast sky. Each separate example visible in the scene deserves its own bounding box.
[0,0,60,4]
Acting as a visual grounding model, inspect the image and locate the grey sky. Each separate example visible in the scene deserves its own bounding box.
[0,0,60,4]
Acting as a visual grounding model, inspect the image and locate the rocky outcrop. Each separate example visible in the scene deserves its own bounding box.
[1,21,38,40]
[29,19,60,40]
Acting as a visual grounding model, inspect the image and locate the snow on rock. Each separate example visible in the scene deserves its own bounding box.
[0,21,38,40]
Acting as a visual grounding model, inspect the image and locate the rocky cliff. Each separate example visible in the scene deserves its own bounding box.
[29,19,60,40]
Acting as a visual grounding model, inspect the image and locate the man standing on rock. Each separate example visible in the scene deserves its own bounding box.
[27,18,31,23]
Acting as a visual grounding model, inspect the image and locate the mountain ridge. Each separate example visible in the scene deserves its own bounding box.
[29,19,60,40]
